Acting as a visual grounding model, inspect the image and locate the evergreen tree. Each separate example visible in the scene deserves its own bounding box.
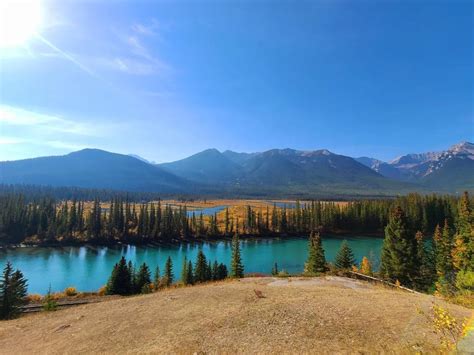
[128,260,136,292]
[452,191,473,272]
[135,262,151,293]
[186,260,194,285]
[106,256,132,295]
[164,256,173,286]
[271,262,279,276]
[212,260,219,281]
[434,221,454,283]
[181,256,188,285]
[206,260,213,281]
[413,231,436,291]
[194,250,208,283]
[230,233,244,278]
[304,231,327,274]
[217,263,228,280]
[334,240,356,269]
[154,266,161,289]
[0,262,28,320]
[380,206,417,287]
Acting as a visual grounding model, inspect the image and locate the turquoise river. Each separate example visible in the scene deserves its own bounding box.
[0,235,383,294]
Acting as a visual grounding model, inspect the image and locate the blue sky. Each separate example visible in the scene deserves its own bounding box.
[0,0,472,163]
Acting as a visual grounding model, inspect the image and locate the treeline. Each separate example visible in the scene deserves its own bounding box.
[0,192,467,246]
[0,184,181,203]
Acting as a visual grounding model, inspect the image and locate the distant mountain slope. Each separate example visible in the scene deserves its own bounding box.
[160,149,242,183]
[0,149,188,193]
[2,143,470,196]
[222,150,256,165]
[161,148,417,195]
[356,157,411,181]
[359,141,474,191]
[238,149,415,194]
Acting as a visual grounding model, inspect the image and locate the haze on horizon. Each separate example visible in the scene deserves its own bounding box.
[0,0,472,163]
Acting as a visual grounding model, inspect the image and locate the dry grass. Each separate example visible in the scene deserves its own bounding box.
[0,277,471,354]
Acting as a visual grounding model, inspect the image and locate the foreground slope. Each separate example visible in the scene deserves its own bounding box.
[0,277,470,354]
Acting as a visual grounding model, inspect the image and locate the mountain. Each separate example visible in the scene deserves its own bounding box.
[160,149,242,183]
[355,157,410,181]
[0,149,188,193]
[359,141,474,191]
[1,143,470,197]
[160,148,416,196]
[128,154,155,165]
[222,150,257,165]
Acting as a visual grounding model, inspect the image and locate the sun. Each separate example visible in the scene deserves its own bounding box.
[0,0,43,48]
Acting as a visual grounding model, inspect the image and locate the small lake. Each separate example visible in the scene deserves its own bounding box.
[0,236,383,294]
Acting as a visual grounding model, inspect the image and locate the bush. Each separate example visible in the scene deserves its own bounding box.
[141,284,152,294]
[43,286,58,312]
[277,270,290,277]
[26,294,43,303]
[64,287,78,297]
[97,286,107,296]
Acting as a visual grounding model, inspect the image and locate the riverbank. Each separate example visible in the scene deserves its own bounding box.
[0,276,470,353]
[0,230,384,249]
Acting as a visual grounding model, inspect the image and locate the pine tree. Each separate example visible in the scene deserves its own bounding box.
[186,260,194,285]
[0,262,28,319]
[164,256,173,286]
[128,260,136,292]
[154,266,161,289]
[434,221,454,283]
[135,262,151,293]
[304,231,327,274]
[206,260,213,281]
[413,231,436,291]
[230,233,244,278]
[217,263,228,280]
[452,192,473,272]
[181,256,188,285]
[271,262,279,276]
[380,206,417,287]
[334,240,356,269]
[106,256,132,295]
[212,260,219,281]
[194,250,208,283]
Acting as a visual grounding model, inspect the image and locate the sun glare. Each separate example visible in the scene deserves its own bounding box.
[0,0,43,48]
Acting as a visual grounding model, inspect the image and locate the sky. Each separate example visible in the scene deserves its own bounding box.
[0,0,472,163]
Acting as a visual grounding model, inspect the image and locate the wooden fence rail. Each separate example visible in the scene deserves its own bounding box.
[347,271,422,295]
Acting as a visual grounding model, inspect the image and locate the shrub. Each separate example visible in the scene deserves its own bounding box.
[26,294,42,303]
[97,286,107,296]
[141,284,152,294]
[43,286,58,312]
[64,287,78,297]
[277,269,290,277]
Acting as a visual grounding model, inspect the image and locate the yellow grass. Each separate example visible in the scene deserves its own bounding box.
[1,277,471,354]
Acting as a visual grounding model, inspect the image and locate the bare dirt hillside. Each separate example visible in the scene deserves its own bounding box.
[0,277,471,354]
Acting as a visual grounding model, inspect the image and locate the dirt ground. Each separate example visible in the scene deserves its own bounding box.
[0,277,471,354]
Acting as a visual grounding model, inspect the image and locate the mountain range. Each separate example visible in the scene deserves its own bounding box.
[0,141,472,197]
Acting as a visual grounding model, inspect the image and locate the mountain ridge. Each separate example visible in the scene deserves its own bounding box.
[1,142,472,196]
